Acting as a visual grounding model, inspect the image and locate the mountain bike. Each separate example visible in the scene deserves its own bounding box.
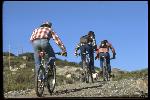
[77,52,94,83]
[35,50,61,97]
[101,56,113,81]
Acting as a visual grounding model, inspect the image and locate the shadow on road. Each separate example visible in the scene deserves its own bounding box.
[52,81,106,96]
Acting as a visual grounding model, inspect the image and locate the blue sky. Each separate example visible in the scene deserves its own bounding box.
[3,1,148,71]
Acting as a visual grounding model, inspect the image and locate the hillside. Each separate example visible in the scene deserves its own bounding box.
[3,52,148,98]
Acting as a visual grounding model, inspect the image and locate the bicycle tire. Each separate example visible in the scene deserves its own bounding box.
[85,68,89,83]
[82,61,88,83]
[102,66,106,81]
[47,65,56,95]
[35,67,44,97]
[89,66,94,83]
[86,55,94,83]
[102,59,109,81]
[106,65,110,81]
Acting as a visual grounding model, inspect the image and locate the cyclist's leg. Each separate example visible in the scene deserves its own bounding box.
[41,39,55,71]
[86,44,94,72]
[106,53,111,76]
[99,53,104,76]
[90,46,95,73]
[80,45,86,69]
[32,40,42,74]
[80,45,86,81]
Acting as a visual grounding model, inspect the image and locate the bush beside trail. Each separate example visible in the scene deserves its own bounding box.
[3,52,81,93]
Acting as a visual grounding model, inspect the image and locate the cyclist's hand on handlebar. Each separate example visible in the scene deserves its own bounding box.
[111,56,116,59]
[112,53,116,59]
[61,51,67,57]
[74,52,78,56]
[112,56,116,59]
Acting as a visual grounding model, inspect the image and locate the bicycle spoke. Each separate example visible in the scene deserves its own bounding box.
[35,67,44,97]
[47,65,56,95]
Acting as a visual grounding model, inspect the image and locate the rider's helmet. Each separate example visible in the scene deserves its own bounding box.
[88,31,95,37]
[100,40,108,47]
[88,31,94,36]
[103,40,108,43]
[40,21,52,28]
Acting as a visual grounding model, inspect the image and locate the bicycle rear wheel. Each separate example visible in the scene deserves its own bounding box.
[89,67,94,83]
[102,61,109,81]
[35,67,44,97]
[85,69,89,83]
[47,65,56,95]
[82,61,89,83]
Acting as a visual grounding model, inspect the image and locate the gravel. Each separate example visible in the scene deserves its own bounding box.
[4,78,148,98]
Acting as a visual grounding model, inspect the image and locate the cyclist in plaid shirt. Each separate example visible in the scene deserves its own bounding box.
[74,31,97,73]
[30,21,67,73]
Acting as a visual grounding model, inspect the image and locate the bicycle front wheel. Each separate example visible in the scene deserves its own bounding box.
[102,62,109,81]
[35,67,44,97]
[47,65,56,95]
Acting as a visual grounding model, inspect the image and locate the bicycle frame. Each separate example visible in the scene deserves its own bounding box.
[101,56,110,81]
[82,52,90,68]
[39,51,47,75]
[35,50,61,97]
[78,52,93,83]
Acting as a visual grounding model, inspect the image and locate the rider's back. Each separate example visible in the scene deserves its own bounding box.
[30,27,52,41]
[98,40,111,53]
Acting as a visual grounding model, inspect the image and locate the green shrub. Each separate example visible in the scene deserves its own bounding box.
[3,66,35,92]
[112,68,148,81]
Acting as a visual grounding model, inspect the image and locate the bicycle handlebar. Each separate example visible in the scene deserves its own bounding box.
[110,57,115,60]
[55,52,67,57]
[55,52,62,55]
[76,52,115,60]
[76,52,89,56]
[95,55,115,60]
[102,56,115,60]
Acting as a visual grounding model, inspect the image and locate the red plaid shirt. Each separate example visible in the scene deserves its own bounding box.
[30,27,66,52]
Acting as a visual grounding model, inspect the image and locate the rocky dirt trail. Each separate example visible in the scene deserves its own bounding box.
[4,78,148,98]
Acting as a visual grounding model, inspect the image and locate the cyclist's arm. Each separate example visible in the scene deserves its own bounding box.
[75,43,80,54]
[96,47,99,55]
[30,28,38,42]
[91,35,97,50]
[108,42,116,56]
[51,30,66,52]
[95,46,100,59]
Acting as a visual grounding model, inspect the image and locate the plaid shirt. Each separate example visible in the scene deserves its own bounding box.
[30,27,66,52]
[75,35,96,53]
